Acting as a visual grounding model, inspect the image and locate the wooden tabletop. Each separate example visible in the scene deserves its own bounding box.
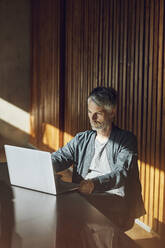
[0,162,119,248]
[0,162,138,248]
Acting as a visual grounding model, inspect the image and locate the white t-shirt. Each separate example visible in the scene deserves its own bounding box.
[85,138,111,179]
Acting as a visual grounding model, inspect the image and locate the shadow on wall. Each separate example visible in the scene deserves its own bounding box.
[0,96,30,147]
[0,0,31,149]
[0,119,30,147]
[0,0,31,113]
[0,120,30,163]
[0,121,57,162]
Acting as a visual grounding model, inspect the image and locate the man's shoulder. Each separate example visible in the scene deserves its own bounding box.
[112,125,137,150]
[112,125,136,140]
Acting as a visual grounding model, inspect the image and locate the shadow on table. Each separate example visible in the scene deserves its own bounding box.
[0,163,22,248]
[0,180,14,248]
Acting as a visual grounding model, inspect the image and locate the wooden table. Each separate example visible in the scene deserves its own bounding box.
[0,162,138,248]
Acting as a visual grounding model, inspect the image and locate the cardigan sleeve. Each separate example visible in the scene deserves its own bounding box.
[51,135,78,172]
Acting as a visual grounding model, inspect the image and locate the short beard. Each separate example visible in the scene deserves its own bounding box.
[90,121,108,131]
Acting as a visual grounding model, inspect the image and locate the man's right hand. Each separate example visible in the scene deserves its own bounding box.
[79,180,94,194]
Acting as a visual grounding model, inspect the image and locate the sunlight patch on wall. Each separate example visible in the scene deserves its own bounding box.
[138,160,165,229]
[0,98,30,133]
[42,123,60,151]
[63,132,74,145]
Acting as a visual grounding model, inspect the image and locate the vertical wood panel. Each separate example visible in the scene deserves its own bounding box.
[147,0,154,228]
[143,0,151,226]
[31,0,61,151]
[159,0,165,235]
[31,0,165,236]
[137,0,145,225]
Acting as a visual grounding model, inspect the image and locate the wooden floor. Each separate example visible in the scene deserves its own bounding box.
[126,223,164,248]
[0,135,164,248]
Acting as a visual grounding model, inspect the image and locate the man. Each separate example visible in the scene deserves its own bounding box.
[51,87,145,229]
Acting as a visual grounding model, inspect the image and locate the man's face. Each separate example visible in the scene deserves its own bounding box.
[88,99,115,131]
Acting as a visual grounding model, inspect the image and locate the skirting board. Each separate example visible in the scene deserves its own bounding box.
[135,219,151,232]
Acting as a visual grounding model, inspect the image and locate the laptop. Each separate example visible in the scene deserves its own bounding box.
[4,145,79,195]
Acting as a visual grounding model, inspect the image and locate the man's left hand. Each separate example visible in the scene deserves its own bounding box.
[79,180,94,194]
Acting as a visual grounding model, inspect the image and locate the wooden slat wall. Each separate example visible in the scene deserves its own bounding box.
[31,0,62,151]
[31,0,165,235]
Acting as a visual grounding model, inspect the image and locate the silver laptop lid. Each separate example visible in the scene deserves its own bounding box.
[4,145,56,195]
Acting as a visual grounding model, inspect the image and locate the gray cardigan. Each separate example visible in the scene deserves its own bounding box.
[51,124,146,218]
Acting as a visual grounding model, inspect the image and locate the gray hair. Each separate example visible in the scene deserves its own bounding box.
[88,86,118,111]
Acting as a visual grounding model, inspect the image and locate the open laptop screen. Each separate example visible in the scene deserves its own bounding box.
[5,145,56,195]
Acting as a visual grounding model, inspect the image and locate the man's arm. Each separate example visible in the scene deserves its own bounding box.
[51,136,77,172]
